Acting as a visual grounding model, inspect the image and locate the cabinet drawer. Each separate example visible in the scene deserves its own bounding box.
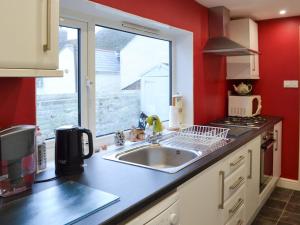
[224,165,246,201]
[222,148,247,178]
[225,205,245,225]
[223,185,245,223]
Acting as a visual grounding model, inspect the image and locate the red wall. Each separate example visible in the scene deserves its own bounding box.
[0,78,36,129]
[256,17,300,180]
[91,0,228,124]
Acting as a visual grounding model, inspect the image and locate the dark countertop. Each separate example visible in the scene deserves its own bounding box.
[0,116,282,225]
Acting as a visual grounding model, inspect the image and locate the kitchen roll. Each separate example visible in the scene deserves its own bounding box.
[169,106,180,129]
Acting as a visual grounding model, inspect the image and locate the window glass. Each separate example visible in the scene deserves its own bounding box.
[95,26,171,136]
[36,26,80,139]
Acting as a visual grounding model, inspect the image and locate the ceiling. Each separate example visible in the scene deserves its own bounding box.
[195,0,300,20]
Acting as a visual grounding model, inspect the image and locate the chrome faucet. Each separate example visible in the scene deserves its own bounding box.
[145,115,163,144]
[146,132,162,144]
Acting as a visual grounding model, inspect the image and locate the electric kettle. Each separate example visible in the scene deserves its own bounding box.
[55,126,93,176]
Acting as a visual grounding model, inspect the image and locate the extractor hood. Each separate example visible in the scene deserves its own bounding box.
[203,6,259,56]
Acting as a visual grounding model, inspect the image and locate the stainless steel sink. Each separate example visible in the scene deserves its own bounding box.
[103,144,201,173]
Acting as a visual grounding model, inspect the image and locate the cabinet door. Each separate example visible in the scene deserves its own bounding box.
[226,55,259,80]
[178,162,223,225]
[0,0,59,70]
[227,18,259,80]
[273,122,282,179]
[229,18,258,51]
[249,19,258,51]
[251,54,259,77]
[245,136,261,222]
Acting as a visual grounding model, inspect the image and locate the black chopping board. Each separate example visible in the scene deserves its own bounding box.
[0,181,119,225]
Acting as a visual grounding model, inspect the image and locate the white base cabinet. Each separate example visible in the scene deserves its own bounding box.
[245,137,261,223]
[124,192,180,225]
[177,161,223,225]
[124,123,282,225]
[178,136,261,225]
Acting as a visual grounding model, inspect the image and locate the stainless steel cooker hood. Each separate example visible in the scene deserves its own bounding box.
[203,6,259,56]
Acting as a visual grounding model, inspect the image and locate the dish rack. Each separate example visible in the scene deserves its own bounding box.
[160,125,229,153]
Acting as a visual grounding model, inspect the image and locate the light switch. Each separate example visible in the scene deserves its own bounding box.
[284,80,299,88]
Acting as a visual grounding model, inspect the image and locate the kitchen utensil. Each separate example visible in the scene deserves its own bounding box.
[55,126,93,176]
[160,125,229,152]
[172,95,183,124]
[211,116,267,129]
[114,131,125,146]
[169,106,180,129]
[128,128,145,142]
[0,181,119,225]
[228,95,262,117]
[233,82,253,95]
[37,143,47,172]
[138,112,148,130]
[36,127,47,172]
[0,125,36,197]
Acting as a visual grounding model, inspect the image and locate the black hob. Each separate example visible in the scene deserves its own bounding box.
[211,116,268,129]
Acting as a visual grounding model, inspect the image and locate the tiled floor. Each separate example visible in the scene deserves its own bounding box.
[252,187,300,225]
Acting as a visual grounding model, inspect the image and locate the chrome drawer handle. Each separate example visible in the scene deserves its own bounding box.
[229,198,244,217]
[230,156,245,167]
[229,177,245,191]
[248,150,253,179]
[237,219,243,225]
[219,171,225,209]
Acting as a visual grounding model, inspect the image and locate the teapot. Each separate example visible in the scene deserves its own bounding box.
[233,82,252,95]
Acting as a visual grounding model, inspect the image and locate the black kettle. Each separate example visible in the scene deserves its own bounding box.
[55,126,93,176]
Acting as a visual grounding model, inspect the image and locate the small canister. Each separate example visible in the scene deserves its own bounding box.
[114,131,125,146]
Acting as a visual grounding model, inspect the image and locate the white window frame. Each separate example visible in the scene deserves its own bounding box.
[43,14,174,154]
[89,25,175,147]
[44,18,88,157]
[43,1,194,158]
[90,23,174,145]
[59,10,176,147]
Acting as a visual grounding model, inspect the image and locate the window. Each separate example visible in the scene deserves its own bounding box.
[36,26,80,139]
[35,17,172,142]
[95,26,171,136]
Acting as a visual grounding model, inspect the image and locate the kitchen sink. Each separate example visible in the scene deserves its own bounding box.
[103,144,201,173]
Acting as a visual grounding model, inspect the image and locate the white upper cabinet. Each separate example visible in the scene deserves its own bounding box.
[228,18,258,51]
[0,0,62,77]
[227,18,259,80]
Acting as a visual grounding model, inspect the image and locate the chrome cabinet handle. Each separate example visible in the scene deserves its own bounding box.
[236,219,243,225]
[275,130,278,151]
[252,55,256,71]
[219,171,225,209]
[230,177,245,191]
[229,198,244,217]
[248,150,253,179]
[230,156,245,167]
[43,0,52,51]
